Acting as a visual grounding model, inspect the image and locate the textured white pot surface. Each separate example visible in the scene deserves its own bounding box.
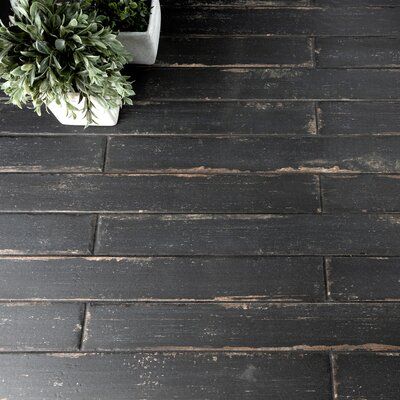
[118,0,161,65]
[48,94,120,126]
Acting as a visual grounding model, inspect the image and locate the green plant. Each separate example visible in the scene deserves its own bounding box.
[0,0,134,123]
[82,0,151,32]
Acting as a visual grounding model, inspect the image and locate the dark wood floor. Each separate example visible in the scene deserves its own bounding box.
[1,0,400,399]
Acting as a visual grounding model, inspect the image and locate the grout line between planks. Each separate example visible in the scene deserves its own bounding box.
[79,303,90,351]
[330,352,339,400]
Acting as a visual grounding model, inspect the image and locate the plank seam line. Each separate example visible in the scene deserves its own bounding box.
[310,37,317,68]
[318,174,324,213]
[0,254,399,258]
[90,215,100,255]
[0,347,397,354]
[101,137,109,173]
[314,100,320,134]
[323,257,331,302]
[79,303,90,351]
[330,353,339,400]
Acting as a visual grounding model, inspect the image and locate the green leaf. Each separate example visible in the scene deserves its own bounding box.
[33,40,50,54]
[55,38,65,51]
[21,63,33,71]
[72,34,82,44]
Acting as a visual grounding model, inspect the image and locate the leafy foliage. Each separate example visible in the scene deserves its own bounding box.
[0,0,134,123]
[82,0,151,32]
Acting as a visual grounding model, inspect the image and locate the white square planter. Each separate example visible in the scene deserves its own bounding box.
[48,94,120,126]
[118,0,161,65]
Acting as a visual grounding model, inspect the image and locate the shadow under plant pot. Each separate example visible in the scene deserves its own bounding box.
[118,0,161,65]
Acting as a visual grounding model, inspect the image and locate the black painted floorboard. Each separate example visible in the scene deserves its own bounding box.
[0,0,399,399]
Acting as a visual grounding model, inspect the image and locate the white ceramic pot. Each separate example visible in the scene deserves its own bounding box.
[48,94,120,126]
[118,0,161,65]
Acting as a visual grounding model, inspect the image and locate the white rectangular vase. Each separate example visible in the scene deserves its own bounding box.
[48,94,120,126]
[118,0,161,65]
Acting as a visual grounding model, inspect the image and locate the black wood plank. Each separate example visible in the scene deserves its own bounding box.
[0,256,324,301]
[0,173,320,213]
[0,136,104,172]
[0,303,83,351]
[161,7,400,36]
[335,353,400,400]
[84,303,400,350]
[131,67,400,101]
[161,0,311,6]
[318,102,400,135]
[316,38,400,68]
[315,0,400,6]
[327,257,400,301]
[0,101,316,135]
[322,175,400,212]
[0,352,331,400]
[107,136,400,173]
[0,214,94,255]
[95,214,400,256]
[157,37,313,67]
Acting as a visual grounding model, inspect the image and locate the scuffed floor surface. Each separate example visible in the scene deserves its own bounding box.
[0,0,400,398]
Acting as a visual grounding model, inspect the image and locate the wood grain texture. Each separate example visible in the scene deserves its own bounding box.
[0,136,105,172]
[132,67,400,100]
[0,214,94,255]
[0,256,324,301]
[327,257,400,301]
[0,173,320,213]
[316,38,400,68]
[161,0,311,6]
[161,7,400,35]
[106,136,400,173]
[84,302,400,351]
[0,101,317,136]
[317,102,400,135]
[95,214,400,256]
[0,303,83,351]
[335,353,400,400]
[0,352,331,400]
[157,37,313,67]
[322,175,400,212]
[314,0,400,6]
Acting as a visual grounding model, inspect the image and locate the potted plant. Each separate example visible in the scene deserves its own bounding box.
[0,0,134,126]
[82,0,161,65]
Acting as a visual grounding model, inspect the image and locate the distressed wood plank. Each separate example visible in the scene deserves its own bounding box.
[0,136,105,172]
[335,353,400,400]
[0,352,331,400]
[316,38,400,68]
[161,7,400,35]
[106,136,400,173]
[161,0,311,6]
[0,173,320,213]
[0,214,94,255]
[0,303,83,351]
[327,257,400,301]
[318,102,400,135]
[132,67,400,100]
[95,214,400,256]
[0,101,317,136]
[322,175,400,212]
[314,0,400,6]
[0,256,324,301]
[84,303,400,351]
[157,37,313,67]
